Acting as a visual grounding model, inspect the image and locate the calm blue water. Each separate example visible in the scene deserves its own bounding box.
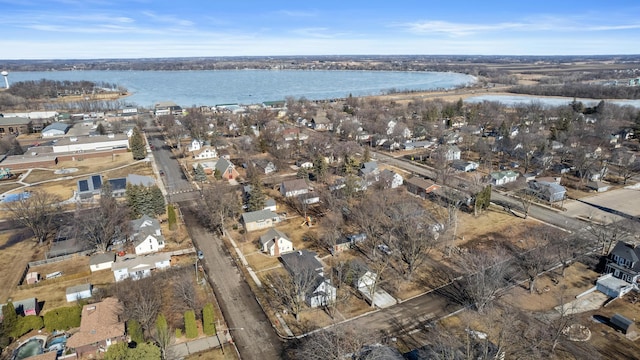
[466,94,640,108]
[8,70,475,107]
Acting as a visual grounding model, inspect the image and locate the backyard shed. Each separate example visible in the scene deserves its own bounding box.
[66,283,93,302]
[610,313,638,338]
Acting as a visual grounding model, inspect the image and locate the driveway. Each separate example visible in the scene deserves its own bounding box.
[181,205,283,360]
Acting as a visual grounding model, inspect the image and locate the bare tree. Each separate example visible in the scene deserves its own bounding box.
[198,182,241,234]
[76,183,130,252]
[115,276,163,336]
[3,190,61,245]
[549,230,587,277]
[458,246,511,313]
[587,216,634,255]
[172,268,197,312]
[267,269,318,322]
[388,198,441,280]
[287,325,376,360]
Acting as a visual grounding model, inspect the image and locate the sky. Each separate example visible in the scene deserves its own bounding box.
[1,0,640,59]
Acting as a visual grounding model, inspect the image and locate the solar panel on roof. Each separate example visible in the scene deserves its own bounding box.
[109,178,127,191]
[78,180,89,192]
[91,175,102,190]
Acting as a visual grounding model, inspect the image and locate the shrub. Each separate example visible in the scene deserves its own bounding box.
[167,205,177,230]
[12,316,44,338]
[175,328,182,339]
[43,306,81,332]
[184,310,198,339]
[202,303,216,336]
[127,319,144,344]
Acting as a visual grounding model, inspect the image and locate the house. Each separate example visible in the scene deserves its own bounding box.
[130,215,165,255]
[310,116,333,131]
[587,181,611,193]
[359,161,379,177]
[0,116,32,137]
[379,169,403,189]
[350,260,397,308]
[330,233,367,254]
[133,228,165,255]
[490,171,519,186]
[253,159,277,174]
[306,275,337,308]
[296,160,314,169]
[187,139,203,152]
[605,241,640,284]
[120,105,138,116]
[528,181,566,203]
[90,252,115,272]
[280,249,324,275]
[242,209,280,232]
[610,314,638,338]
[193,145,218,160]
[0,298,40,319]
[66,283,92,302]
[154,101,182,116]
[66,298,126,358]
[404,177,441,198]
[41,122,70,137]
[281,178,309,198]
[111,253,171,282]
[444,145,461,161]
[259,228,293,256]
[214,158,240,180]
[451,160,478,172]
[402,140,434,150]
[282,127,309,142]
[279,250,336,308]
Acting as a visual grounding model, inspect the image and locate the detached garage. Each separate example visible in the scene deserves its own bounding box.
[66,284,92,302]
[90,252,115,272]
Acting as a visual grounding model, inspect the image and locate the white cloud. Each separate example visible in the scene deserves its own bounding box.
[141,11,194,27]
[274,9,317,17]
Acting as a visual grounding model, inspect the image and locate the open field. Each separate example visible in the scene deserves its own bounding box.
[0,230,44,303]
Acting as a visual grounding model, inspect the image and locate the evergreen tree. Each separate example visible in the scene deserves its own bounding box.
[246,177,265,212]
[202,303,216,336]
[127,184,165,217]
[154,314,171,360]
[149,186,166,216]
[96,122,106,135]
[313,156,328,182]
[127,319,145,344]
[1,302,17,338]
[362,146,371,163]
[184,310,198,339]
[129,126,146,160]
[194,164,207,182]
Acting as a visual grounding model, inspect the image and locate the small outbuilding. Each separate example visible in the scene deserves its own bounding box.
[66,283,93,302]
[41,122,70,137]
[90,252,116,272]
[25,272,40,285]
[610,313,638,338]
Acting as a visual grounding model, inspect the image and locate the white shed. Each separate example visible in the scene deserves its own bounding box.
[66,283,92,302]
[89,252,115,272]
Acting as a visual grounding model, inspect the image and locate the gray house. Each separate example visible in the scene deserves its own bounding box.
[528,180,566,203]
[605,241,640,283]
[279,250,336,308]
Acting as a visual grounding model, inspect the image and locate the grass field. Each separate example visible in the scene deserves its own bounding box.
[0,230,44,303]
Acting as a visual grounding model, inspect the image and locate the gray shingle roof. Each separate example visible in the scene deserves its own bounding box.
[242,209,277,224]
[90,252,115,266]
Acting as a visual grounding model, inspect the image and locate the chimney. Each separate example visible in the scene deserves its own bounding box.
[274,238,280,257]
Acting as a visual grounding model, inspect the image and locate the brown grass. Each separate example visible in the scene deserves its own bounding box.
[185,344,240,360]
[0,230,45,303]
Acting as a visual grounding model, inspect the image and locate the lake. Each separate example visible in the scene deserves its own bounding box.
[8,70,475,107]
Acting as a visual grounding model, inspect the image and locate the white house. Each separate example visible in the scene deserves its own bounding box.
[133,230,165,255]
[111,253,171,282]
[193,145,217,160]
[490,171,519,186]
[445,146,462,161]
[307,277,337,308]
[66,284,92,302]
[188,139,203,152]
[259,228,293,256]
[89,252,115,272]
[130,215,165,255]
[380,169,403,189]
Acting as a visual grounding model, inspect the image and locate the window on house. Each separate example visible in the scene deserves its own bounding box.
[8,127,13,133]
[0,128,4,134]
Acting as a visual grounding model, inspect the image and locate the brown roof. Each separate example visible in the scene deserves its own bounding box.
[66,298,124,349]
[26,352,57,360]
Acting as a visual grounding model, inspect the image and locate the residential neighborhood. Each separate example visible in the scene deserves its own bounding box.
[1,59,640,360]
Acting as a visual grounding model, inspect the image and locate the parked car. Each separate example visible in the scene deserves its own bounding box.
[197,250,204,260]
[159,170,165,176]
[377,244,392,255]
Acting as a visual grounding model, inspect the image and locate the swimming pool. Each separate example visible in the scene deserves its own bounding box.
[13,337,44,360]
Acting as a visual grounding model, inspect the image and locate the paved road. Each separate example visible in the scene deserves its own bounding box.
[374,150,586,232]
[181,205,283,360]
[147,130,193,196]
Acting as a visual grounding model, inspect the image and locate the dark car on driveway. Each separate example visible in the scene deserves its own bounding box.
[159,170,165,176]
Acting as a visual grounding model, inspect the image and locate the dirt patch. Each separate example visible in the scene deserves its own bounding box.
[501,262,600,312]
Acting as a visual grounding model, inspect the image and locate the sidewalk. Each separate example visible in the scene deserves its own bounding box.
[167,332,232,359]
